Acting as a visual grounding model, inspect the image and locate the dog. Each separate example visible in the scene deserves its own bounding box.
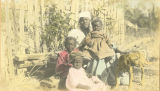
[114,51,149,89]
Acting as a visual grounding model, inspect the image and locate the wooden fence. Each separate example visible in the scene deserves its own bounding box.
[0,0,126,79]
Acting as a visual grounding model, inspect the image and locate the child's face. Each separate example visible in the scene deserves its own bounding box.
[92,22,102,31]
[73,57,83,69]
[66,39,76,53]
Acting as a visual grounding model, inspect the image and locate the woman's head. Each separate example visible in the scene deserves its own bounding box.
[92,18,103,31]
[78,12,91,35]
[70,52,83,69]
[79,17,91,30]
[64,37,77,53]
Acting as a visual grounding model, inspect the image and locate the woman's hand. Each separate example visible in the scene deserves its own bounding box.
[85,39,93,47]
[77,84,91,90]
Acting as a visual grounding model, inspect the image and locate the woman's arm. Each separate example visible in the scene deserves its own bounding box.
[78,39,87,51]
[78,33,92,50]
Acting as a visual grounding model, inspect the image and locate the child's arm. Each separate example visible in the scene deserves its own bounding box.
[106,39,113,48]
[104,35,128,54]
[114,48,128,54]
[103,34,112,48]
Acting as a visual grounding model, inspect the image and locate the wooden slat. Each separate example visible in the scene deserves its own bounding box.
[19,0,25,54]
[15,52,57,61]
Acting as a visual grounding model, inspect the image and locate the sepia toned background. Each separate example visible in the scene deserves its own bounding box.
[0,0,160,91]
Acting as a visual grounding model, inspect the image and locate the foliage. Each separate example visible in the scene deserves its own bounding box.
[92,7,116,32]
[125,7,159,31]
[41,5,73,52]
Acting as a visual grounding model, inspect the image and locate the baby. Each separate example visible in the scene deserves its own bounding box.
[66,52,107,91]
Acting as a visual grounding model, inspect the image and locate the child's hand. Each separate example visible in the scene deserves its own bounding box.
[94,80,99,84]
[87,73,92,78]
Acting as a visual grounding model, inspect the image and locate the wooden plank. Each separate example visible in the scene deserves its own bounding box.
[15,52,57,61]
[27,0,35,53]
[19,0,25,54]
[4,0,14,80]
[0,0,7,80]
[18,60,47,68]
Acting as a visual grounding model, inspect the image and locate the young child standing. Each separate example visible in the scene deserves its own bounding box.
[56,37,78,89]
[66,52,107,91]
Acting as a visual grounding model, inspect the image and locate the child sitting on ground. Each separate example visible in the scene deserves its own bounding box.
[56,37,78,89]
[66,52,108,91]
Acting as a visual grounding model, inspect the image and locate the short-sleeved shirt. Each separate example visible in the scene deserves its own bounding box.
[56,50,71,77]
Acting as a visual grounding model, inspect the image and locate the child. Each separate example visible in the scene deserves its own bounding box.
[79,17,115,60]
[56,37,78,89]
[79,18,128,85]
[66,52,107,91]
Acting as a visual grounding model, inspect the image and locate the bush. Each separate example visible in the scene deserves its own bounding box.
[41,5,73,52]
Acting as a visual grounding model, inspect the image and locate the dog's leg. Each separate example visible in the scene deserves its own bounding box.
[129,66,133,91]
[140,66,144,86]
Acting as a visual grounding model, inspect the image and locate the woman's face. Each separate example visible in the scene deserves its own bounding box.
[73,57,83,69]
[79,17,90,30]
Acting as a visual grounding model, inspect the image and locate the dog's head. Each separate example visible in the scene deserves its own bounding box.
[127,51,147,66]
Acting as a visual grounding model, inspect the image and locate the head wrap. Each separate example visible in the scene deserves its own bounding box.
[79,11,91,20]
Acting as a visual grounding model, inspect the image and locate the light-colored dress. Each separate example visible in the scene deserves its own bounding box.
[66,67,107,91]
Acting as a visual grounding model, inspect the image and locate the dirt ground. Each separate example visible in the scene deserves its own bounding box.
[0,58,159,91]
[0,34,159,91]
[47,60,160,91]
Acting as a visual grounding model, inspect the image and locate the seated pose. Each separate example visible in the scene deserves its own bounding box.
[55,37,78,89]
[66,52,108,91]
